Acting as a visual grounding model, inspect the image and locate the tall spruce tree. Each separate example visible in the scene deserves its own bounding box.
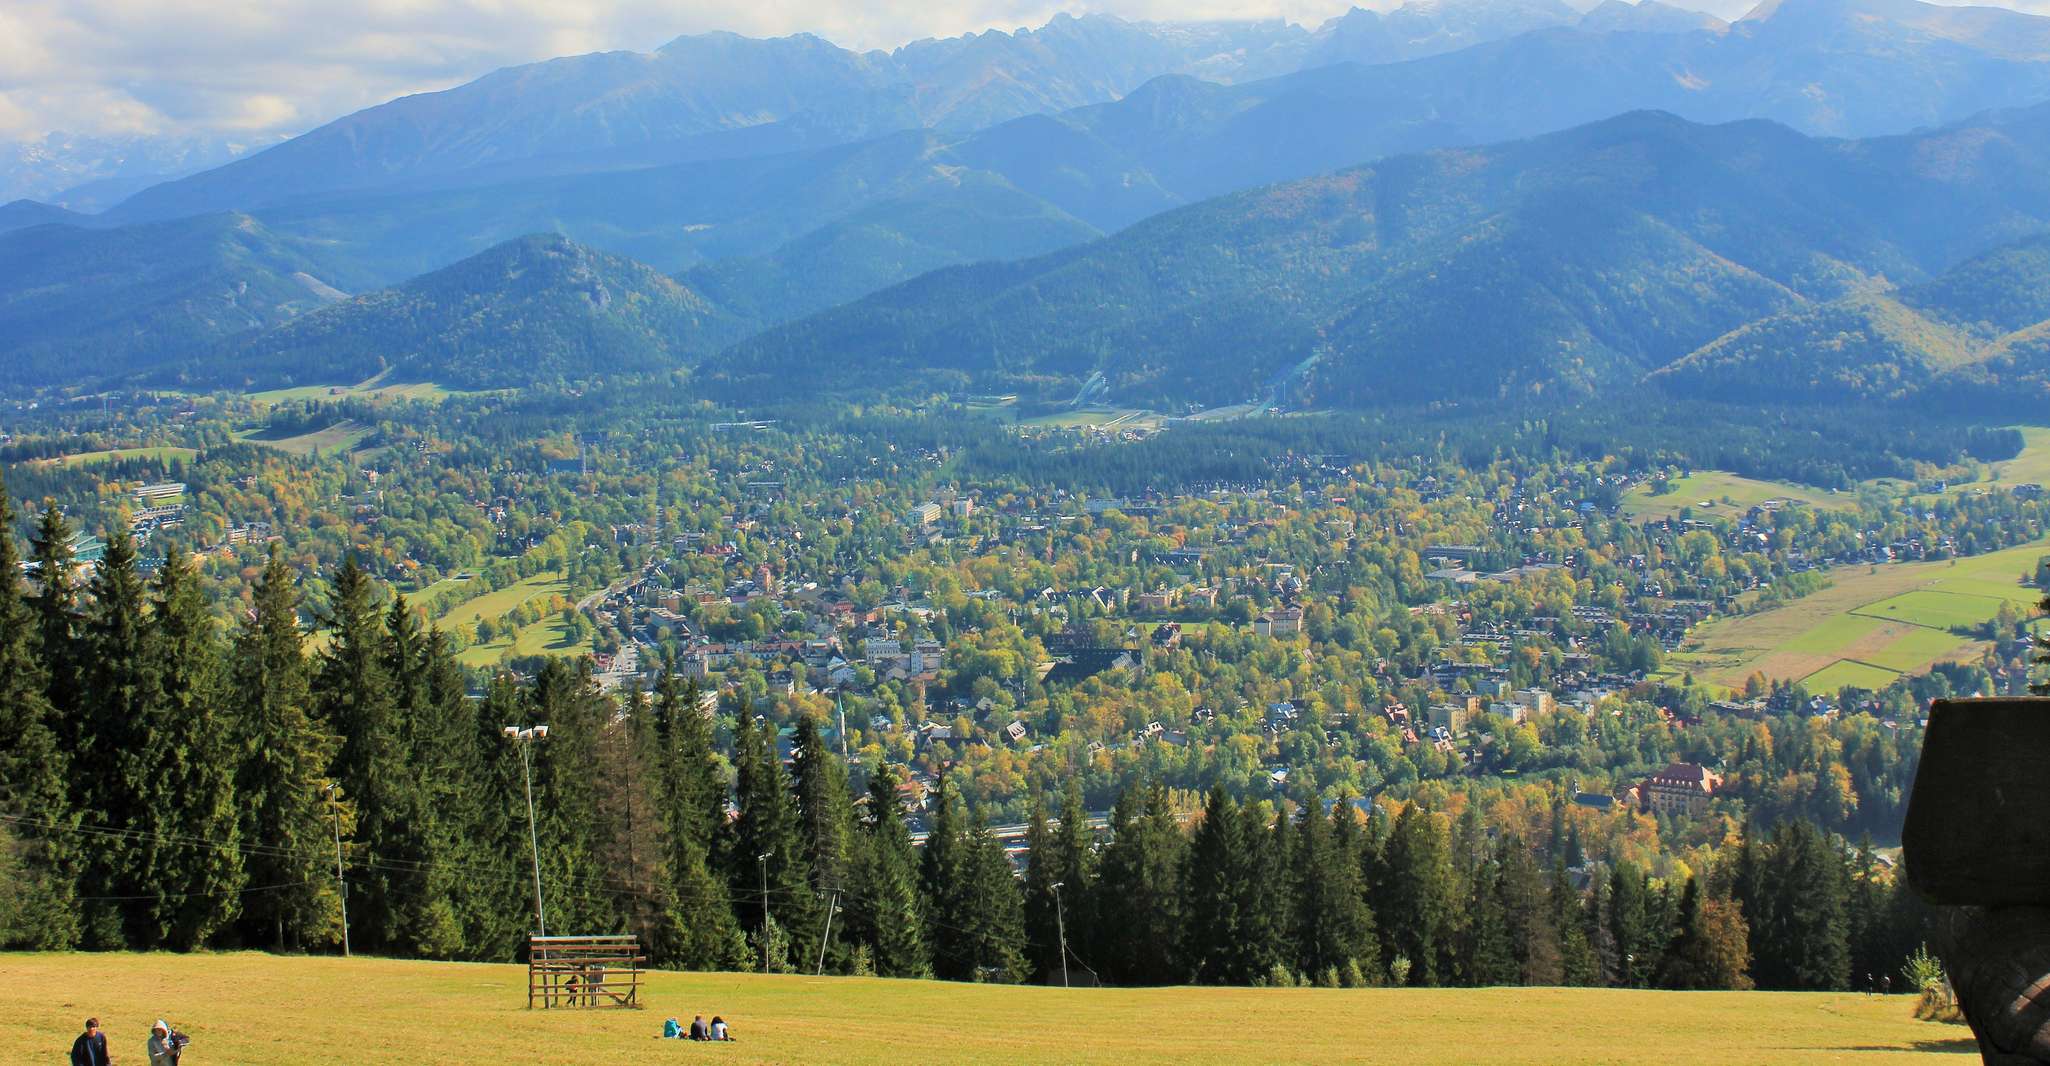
[316,558,407,952]
[144,549,245,949]
[1095,781,1185,985]
[651,671,744,969]
[728,712,816,971]
[0,480,77,948]
[28,503,82,731]
[960,808,1029,982]
[845,764,928,977]
[1051,777,1096,970]
[1240,799,1294,982]
[233,545,341,950]
[1377,804,1454,985]
[918,773,971,979]
[1022,790,1065,983]
[791,713,855,969]
[1182,784,1245,984]
[1756,820,1851,991]
[75,523,156,947]
[381,603,462,957]
[1497,837,1561,986]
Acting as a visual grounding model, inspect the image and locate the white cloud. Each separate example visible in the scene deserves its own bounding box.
[0,0,1359,141]
[1,0,2043,141]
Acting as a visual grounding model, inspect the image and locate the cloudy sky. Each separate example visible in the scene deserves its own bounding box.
[3,0,2045,144]
[0,0,1354,143]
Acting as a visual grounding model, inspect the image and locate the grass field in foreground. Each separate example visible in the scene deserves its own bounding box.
[1620,471,1856,523]
[1662,538,2047,691]
[0,953,1968,1066]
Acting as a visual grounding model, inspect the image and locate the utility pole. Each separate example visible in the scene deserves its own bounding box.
[1052,881,1070,988]
[815,890,840,976]
[504,725,551,936]
[323,782,349,957]
[757,851,773,974]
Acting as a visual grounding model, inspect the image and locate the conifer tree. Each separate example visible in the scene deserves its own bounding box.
[1096,781,1185,984]
[1293,802,1379,983]
[459,673,535,959]
[1022,790,1065,983]
[233,544,341,950]
[522,659,616,937]
[1051,777,1096,968]
[960,808,1029,982]
[1182,784,1244,984]
[1605,860,1662,988]
[1377,804,1454,985]
[28,503,82,729]
[1755,820,1850,990]
[791,713,855,968]
[1497,837,1561,986]
[728,712,816,971]
[382,603,463,957]
[316,558,407,951]
[144,549,245,949]
[1461,856,1517,986]
[1550,857,1599,986]
[74,523,156,947]
[1240,799,1294,981]
[651,671,744,969]
[0,480,77,949]
[844,764,928,978]
[919,773,970,979]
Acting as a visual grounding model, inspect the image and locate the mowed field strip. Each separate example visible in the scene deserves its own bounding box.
[0,953,1971,1066]
[1665,537,2046,692]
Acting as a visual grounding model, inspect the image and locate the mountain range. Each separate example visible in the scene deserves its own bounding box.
[6,0,2050,407]
[708,103,2050,408]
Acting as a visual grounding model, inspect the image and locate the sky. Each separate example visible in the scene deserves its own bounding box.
[2,0,2045,144]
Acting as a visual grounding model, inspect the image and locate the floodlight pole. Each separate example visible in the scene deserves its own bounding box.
[1052,881,1070,988]
[758,851,773,974]
[324,782,349,957]
[507,726,550,937]
[816,890,840,976]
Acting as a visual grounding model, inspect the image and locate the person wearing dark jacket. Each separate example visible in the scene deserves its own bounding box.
[70,1018,112,1066]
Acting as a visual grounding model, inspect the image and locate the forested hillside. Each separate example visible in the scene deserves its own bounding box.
[709,106,2050,409]
[178,235,737,390]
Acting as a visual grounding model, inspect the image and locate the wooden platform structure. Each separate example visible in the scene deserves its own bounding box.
[528,934,645,1009]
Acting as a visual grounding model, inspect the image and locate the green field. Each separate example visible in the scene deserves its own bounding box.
[1021,407,1161,430]
[37,446,199,468]
[424,571,592,666]
[245,373,461,408]
[1663,538,2048,692]
[239,419,374,457]
[1621,471,1856,522]
[0,953,1966,1066]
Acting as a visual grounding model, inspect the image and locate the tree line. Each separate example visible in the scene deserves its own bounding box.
[0,480,1927,988]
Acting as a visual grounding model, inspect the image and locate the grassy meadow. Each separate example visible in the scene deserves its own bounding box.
[0,953,1971,1066]
[421,571,594,667]
[1620,471,1857,523]
[36,446,199,469]
[1663,538,2046,691]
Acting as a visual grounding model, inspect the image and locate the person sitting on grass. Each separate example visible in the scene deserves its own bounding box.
[710,1016,733,1042]
[70,1018,112,1066]
[689,1015,711,1041]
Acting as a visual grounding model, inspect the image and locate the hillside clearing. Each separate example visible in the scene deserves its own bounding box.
[34,445,199,469]
[238,419,373,457]
[1662,538,2047,691]
[0,953,1967,1066]
[1620,471,1856,522]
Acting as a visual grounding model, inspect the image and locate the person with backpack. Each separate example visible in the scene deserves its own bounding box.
[146,1021,179,1066]
[69,1018,112,1066]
